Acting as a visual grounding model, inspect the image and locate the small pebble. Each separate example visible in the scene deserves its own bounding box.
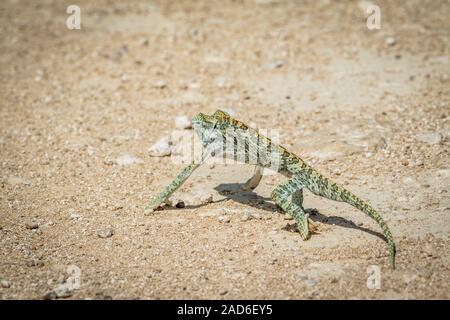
[385,36,396,46]
[422,243,436,257]
[199,193,214,205]
[115,154,143,166]
[303,277,317,286]
[140,38,149,46]
[175,201,185,208]
[109,45,128,62]
[69,209,82,221]
[153,80,167,89]
[148,136,171,157]
[252,213,262,220]
[1,280,11,288]
[218,216,230,223]
[54,284,73,298]
[26,221,39,230]
[240,212,253,221]
[44,291,57,300]
[416,132,443,145]
[27,259,44,267]
[415,159,424,166]
[219,289,228,295]
[174,116,192,129]
[264,60,286,70]
[97,227,114,238]
[95,292,113,300]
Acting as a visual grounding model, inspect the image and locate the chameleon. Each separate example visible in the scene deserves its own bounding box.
[146,110,396,269]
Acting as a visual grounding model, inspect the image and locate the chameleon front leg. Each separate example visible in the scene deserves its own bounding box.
[271,180,311,240]
[145,141,219,212]
[145,161,200,212]
[242,166,263,191]
[145,143,220,212]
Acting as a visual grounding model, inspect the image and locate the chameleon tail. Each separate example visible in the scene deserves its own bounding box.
[339,189,396,269]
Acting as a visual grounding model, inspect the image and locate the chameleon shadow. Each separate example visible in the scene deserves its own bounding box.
[214,182,386,242]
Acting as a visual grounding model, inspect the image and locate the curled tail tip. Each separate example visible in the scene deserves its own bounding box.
[389,243,396,270]
[390,256,396,270]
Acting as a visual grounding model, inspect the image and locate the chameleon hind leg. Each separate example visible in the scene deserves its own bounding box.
[145,162,200,212]
[271,180,310,240]
[292,188,319,234]
[292,188,303,206]
[243,166,263,191]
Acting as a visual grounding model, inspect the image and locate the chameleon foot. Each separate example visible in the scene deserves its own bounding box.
[296,214,311,240]
[307,214,320,235]
[296,214,321,239]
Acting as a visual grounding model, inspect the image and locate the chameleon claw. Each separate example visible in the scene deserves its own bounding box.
[145,196,165,214]
[298,214,311,240]
[144,208,155,215]
[297,214,321,240]
[307,214,320,235]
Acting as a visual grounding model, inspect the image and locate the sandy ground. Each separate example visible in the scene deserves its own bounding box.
[0,0,449,299]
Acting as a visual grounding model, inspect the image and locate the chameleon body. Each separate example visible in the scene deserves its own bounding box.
[146,110,396,269]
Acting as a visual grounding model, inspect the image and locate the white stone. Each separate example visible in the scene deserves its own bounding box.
[199,193,214,205]
[68,209,82,221]
[153,80,167,89]
[174,115,192,129]
[240,212,253,221]
[264,60,286,70]
[385,36,396,46]
[218,216,230,223]
[148,136,171,157]
[416,132,443,145]
[115,154,143,165]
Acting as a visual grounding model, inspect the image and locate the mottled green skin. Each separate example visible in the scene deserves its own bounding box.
[146,110,396,269]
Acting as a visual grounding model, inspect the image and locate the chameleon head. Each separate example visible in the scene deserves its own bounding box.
[191,112,220,146]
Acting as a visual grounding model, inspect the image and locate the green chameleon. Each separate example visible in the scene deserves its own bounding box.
[146,110,396,269]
